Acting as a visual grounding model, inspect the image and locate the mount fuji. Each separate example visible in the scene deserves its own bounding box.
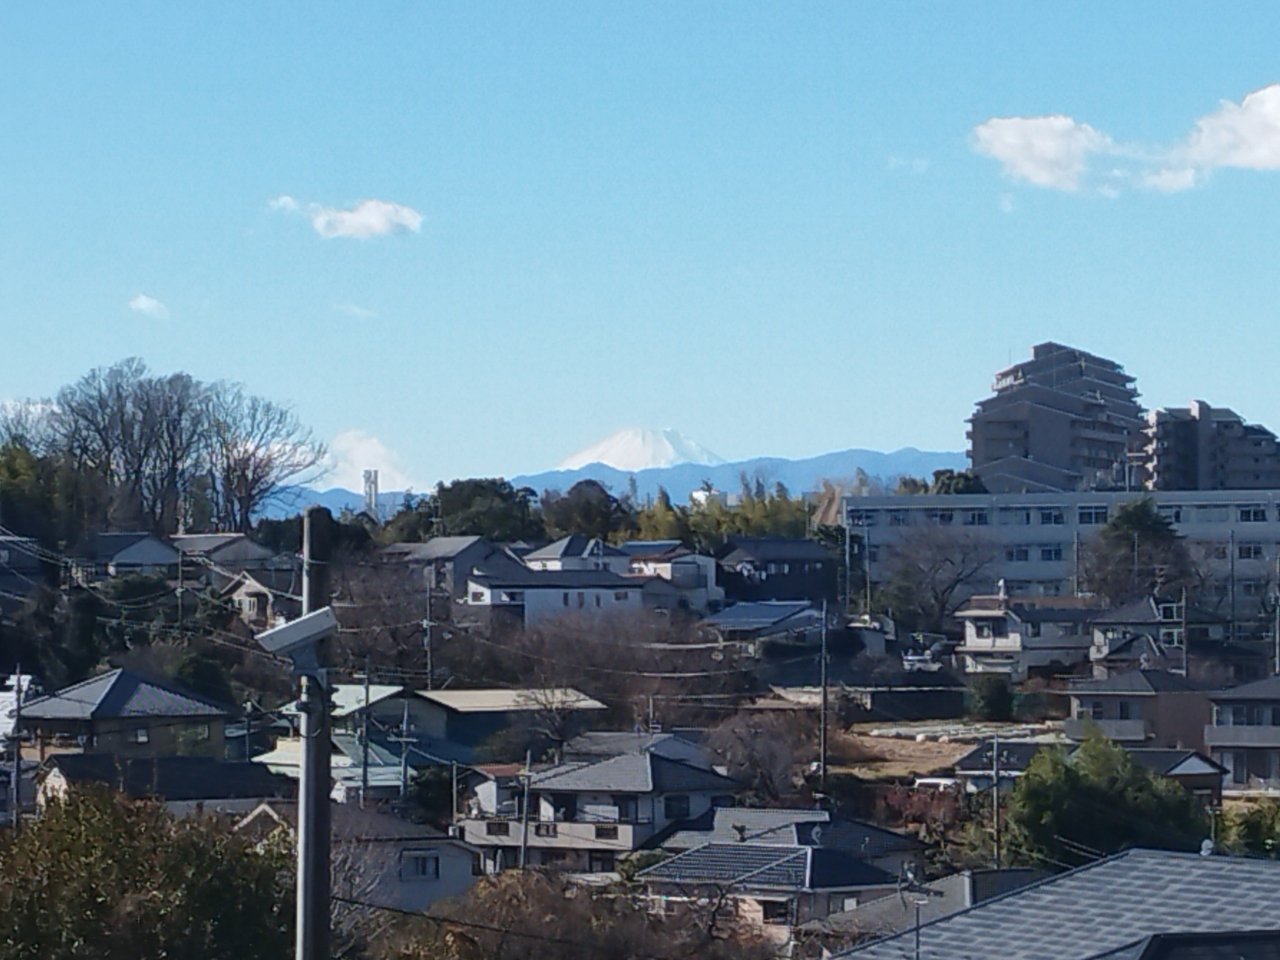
[557,427,725,472]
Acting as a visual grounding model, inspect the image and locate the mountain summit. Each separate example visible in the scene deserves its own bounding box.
[557,427,725,472]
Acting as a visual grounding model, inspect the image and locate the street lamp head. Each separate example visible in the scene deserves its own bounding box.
[255,606,338,674]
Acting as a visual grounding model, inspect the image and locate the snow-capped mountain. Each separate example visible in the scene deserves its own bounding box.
[557,427,726,472]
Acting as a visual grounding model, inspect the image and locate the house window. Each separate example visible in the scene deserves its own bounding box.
[1040,546,1063,562]
[663,795,691,820]
[1090,701,1104,720]
[595,595,601,607]
[1239,506,1269,523]
[588,851,615,873]
[1040,508,1065,525]
[1078,506,1108,526]
[486,821,511,836]
[534,823,558,838]
[761,901,791,925]
[1118,702,1131,720]
[1239,543,1264,560]
[614,591,628,601]
[563,592,570,606]
[963,510,989,526]
[470,591,484,603]
[595,824,618,840]
[400,850,440,881]
[132,726,150,744]
[193,723,211,741]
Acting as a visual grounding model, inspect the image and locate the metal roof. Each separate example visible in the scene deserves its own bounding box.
[840,849,1280,960]
[702,601,816,631]
[417,688,606,714]
[639,842,896,891]
[20,669,231,721]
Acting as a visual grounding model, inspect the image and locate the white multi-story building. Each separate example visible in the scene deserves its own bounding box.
[844,490,1280,622]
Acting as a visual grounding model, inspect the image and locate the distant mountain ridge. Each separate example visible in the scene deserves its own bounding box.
[558,427,725,472]
[263,446,967,519]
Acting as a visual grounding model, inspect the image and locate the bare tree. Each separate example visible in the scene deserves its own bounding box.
[706,710,813,804]
[878,525,1000,632]
[204,382,327,531]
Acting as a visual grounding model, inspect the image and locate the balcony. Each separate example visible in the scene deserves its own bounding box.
[1064,717,1150,742]
[460,816,655,851]
[1204,725,1280,749]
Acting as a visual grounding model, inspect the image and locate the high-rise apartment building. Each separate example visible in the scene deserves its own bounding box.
[967,342,1145,493]
[1142,400,1280,491]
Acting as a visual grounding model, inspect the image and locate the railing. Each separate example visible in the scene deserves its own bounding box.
[1204,725,1280,749]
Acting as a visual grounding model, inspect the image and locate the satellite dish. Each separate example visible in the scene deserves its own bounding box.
[1200,838,1214,857]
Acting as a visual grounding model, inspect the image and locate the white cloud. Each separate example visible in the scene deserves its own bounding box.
[325,429,412,492]
[333,302,379,320]
[269,194,423,239]
[973,84,1280,195]
[127,294,169,320]
[973,115,1112,191]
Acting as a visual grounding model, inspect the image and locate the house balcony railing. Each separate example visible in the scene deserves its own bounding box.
[1204,725,1280,749]
[1063,717,1150,742]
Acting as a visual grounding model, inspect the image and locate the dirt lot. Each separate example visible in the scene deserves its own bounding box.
[828,728,973,781]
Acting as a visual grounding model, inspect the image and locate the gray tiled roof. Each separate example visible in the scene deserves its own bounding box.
[381,536,488,561]
[1208,675,1280,703]
[659,807,923,857]
[719,537,834,563]
[530,753,737,795]
[523,535,626,560]
[840,849,1280,960]
[639,842,895,891]
[701,601,815,631]
[46,754,292,802]
[20,669,231,721]
[1068,670,1203,696]
[469,569,637,590]
[562,731,713,769]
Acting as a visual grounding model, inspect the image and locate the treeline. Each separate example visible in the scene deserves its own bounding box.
[0,358,326,543]
[378,475,817,553]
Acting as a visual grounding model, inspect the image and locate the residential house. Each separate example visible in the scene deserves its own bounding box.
[1066,670,1211,750]
[700,601,823,646]
[459,751,740,874]
[562,730,714,769]
[237,801,480,913]
[652,806,926,878]
[462,569,649,629]
[219,568,302,629]
[171,532,282,572]
[72,532,179,581]
[379,536,508,601]
[414,688,607,753]
[251,729,424,804]
[836,848,1280,959]
[954,740,1224,805]
[1088,631,1267,687]
[18,669,232,760]
[716,537,837,605]
[1091,596,1229,649]
[523,535,631,574]
[637,843,899,945]
[1204,676,1280,792]
[954,590,1103,680]
[617,540,724,613]
[37,753,294,816]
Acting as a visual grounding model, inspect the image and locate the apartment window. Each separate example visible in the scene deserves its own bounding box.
[1041,546,1063,562]
[1005,547,1029,563]
[889,511,909,527]
[1090,701,1104,720]
[132,726,150,744]
[1040,508,1065,526]
[595,595,602,607]
[1239,506,1269,523]
[1239,543,1264,560]
[594,824,619,840]
[963,510,989,526]
[562,592,570,607]
[400,850,440,881]
[534,823,558,838]
[928,510,954,526]
[847,510,878,527]
[663,795,691,820]
[485,821,510,837]
[470,591,485,603]
[1158,506,1184,524]
[1078,506,1109,526]
[587,851,615,873]
[1000,508,1032,526]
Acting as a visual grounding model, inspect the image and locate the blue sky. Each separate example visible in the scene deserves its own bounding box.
[5,3,1280,491]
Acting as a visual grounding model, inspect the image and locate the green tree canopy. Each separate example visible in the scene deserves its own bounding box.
[0,788,292,960]
[1008,736,1209,869]
[431,478,544,541]
[1082,498,1194,604]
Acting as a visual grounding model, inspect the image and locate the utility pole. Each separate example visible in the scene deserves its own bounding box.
[10,664,20,833]
[518,748,532,869]
[843,510,852,615]
[297,506,333,960]
[360,661,370,810]
[422,619,433,691]
[396,698,411,800]
[1274,557,1280,676]
[991,731,1001,869]
[862,521,873,615]
[819,600,829,792]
